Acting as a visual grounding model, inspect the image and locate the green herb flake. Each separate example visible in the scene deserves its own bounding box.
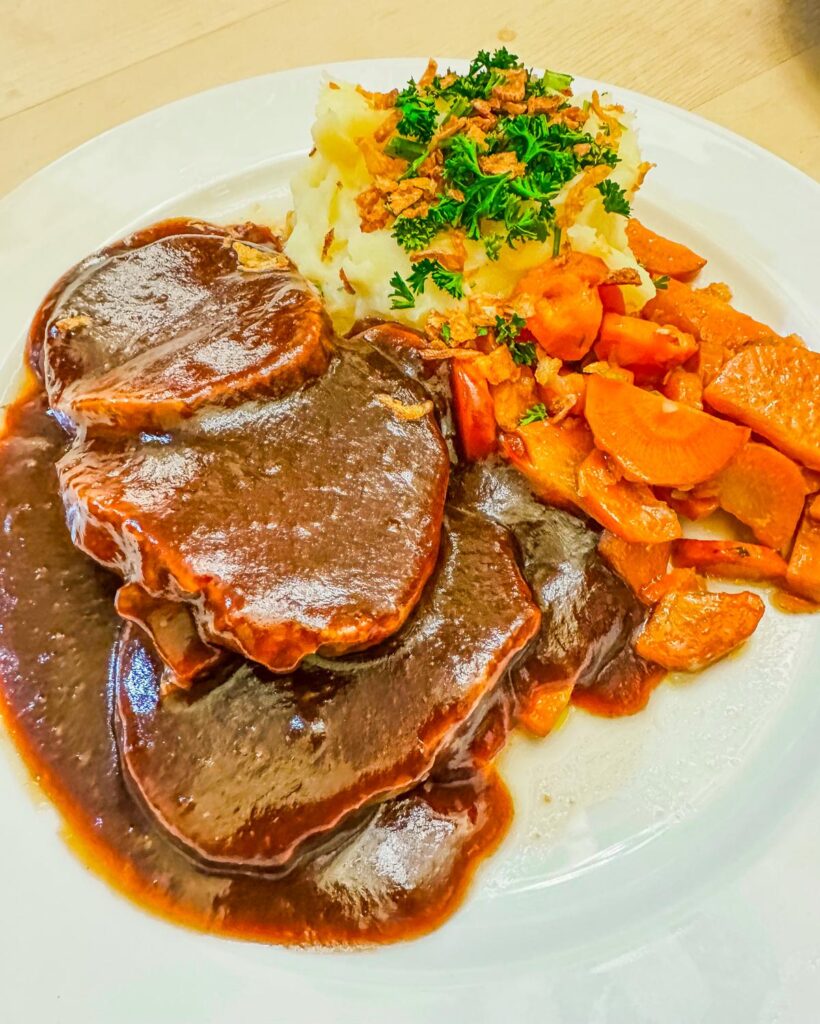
[519,402,549,425]
[596,179,631,217]
[389,271,416,309]
[654,274,670,290]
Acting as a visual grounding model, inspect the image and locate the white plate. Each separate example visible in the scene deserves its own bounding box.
[1,60,819,1023]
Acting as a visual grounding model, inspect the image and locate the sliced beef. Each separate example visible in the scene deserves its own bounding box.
[114,583,225,689]
[58,342,451,671]
[41,225,332,430]
[451,459,661,716]
[113,506,539,869]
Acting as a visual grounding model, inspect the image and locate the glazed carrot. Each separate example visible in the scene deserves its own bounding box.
[810,495,820,521]
[643,278,782,383]
[704,343,820,470]
[672,539,788,582]
[516,253,607,361]
[772,591,820,614]
[595,313,697,371]
[536,371,586,422]
[713,441,806,552]
[584,375,750,487]
[662,367,703,408]
[451,361,496,461]
[635,588,764,671]
[577,449,681,543]
[501,417,594,510]
[491,377,538,432]
[517,683,573,737]
[639,566,703,604]
[599,283,626,315]
[598,530,672,601]
[785,508,820,603]
[663,488,719,521]
[626,219,707,281]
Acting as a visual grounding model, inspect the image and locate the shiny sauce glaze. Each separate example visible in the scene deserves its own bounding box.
[0,391,512,945]
[0,220,664,946]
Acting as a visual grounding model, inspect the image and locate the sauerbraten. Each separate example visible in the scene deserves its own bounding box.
[0,217,663,947]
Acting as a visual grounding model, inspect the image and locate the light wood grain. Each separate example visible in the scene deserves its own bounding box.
[1,0,818,198]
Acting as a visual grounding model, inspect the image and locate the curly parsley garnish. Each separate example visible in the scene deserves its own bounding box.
[383,50,622,266]
[388,271,416,309]
[389,259,464,309]
[596,179,631,216]
[495,313,535,365]
[519,402,549,425]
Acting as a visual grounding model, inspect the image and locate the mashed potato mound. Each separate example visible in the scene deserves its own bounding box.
[286,72,655,336]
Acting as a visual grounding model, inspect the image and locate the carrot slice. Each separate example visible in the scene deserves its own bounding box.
[672,539,787,582]
[577,449,681,543]
[595,313,698,371]
[713,441,806,552]
[786,508,820,603]
[635,588,764,671]
[639,567,703,604]
[662,486,719,521]
[598,531,672,601]
[517,683,574,737]
[704,343,820,471]
[500,417,594,510]
[516,254,607,361]
[599,283,626,314]
[451,361,497,461]
[643,278,782,383]
[491,376,538,432]
[626,219,707,281]
[584,375,749,487]
[662,367,703,408]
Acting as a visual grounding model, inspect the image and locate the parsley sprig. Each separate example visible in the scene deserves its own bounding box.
[495,313,535,365]
[596,179,631,216]
[519,402,549,425]
[389,259,464,309]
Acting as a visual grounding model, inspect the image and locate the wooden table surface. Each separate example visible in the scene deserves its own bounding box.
[1,0,818,198]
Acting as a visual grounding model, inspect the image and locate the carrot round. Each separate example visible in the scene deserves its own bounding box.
[517,683,573,737]
[516,254,607,361]
[786,507,820,603]
[595,313,697,371]
[500,417,593,510]
[714,441,806,552]
[635,588,764,671]
[451,361,496,461]
[643,278,781,383]
[577,449,681,543]
[662,367,703,409]
[704,343,820,471]
[598,530,672,601]
[672,539,787,582]
[626,219,707,281]
[599,283,626,315]
[584,375,750,487]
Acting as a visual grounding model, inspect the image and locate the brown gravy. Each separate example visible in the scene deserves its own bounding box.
[0,219,663,947]
[0,389,511,946]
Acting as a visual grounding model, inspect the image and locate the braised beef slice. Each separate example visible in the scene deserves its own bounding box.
[451,459,659,714]
[0,393,511,946]
[114,583,225,689]
[42,230,332,429]
[59,343,451,671]
[113,506,539,869]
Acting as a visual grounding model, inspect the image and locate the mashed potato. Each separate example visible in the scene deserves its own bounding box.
[286,69,655,336]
